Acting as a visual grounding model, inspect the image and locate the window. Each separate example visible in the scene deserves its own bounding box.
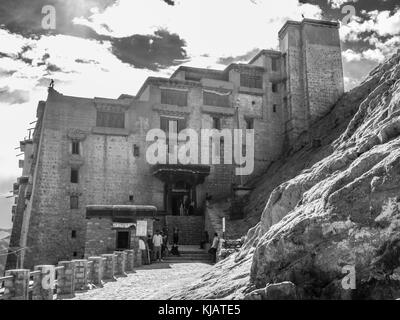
[160,117,186,133]
[129,195,134,202]
[160,117,186,155]
[271,58,279,71]
[133,144,140,157]
[70,196,79,209]
[96,111,125,128]
[161,89,188,106]
[71,168,79,184]
[273,105,277,113]
[72,141,80,155]
[272,83,278,93]
[220,137,225,158]
[73,251,77,257]
[245,118,254,130]
[213,117,221,130]
[203,91,230,108]
[71,230,77,239]
[240,74,263,89]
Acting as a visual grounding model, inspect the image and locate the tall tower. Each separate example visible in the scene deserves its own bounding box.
[278,19,344,148]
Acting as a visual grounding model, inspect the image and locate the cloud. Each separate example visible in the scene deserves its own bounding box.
[328,0,359,9]
[217,48,261,65]
[0,87,30,105]
[343,48,386,63]
[74,0,322,59]
[0,0,117,37]
[340,8,400,41]
[342,49,362,62]
[110,29,188,70]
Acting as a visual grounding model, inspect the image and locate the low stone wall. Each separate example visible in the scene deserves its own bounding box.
[0,248,141,300]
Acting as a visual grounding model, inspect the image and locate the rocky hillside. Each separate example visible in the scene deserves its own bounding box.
[0,228,11,276]
[172,51,400,300]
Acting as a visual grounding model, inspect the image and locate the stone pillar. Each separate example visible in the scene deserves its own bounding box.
[32,265,55,300]
[114,251,127,277]
[86,261,93,285]
[101,254,116,281]
[72,259,89,291]
[124,250,135,272]
[88,257,104,287]
[134,248,142,267]
[56,261,76,299]
[3,269,30,300]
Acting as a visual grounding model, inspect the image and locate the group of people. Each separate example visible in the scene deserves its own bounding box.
[139,227,220,264]
[139,227,181,264]
[178,195,195,216]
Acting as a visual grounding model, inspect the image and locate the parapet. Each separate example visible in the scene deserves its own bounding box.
[278,18,340,39]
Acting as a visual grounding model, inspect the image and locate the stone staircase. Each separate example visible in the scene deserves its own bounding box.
[205,200,248,240]
[163,245,212,263]
[165,216,204,245]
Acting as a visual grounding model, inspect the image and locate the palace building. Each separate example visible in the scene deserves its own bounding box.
[7,18,344,269]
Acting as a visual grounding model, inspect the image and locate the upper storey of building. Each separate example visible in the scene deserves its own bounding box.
[134,18,343,116]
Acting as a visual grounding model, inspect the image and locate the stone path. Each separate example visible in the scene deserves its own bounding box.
[70,262,212,300]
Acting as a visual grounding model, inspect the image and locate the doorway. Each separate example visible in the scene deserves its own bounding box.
[116,230,130,250]
[171,193,186,216]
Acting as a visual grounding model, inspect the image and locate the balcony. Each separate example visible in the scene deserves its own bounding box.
[152,164,210,185]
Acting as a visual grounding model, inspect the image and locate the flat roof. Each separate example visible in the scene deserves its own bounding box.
[278,18,340,38]
[249,50,282,65]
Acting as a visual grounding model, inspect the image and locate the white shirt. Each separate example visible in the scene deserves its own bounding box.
[139,239,146,250]
[153,234,163,247]
[211,236,219,249]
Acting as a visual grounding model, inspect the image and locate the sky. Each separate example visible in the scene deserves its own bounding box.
[0,0,399,228]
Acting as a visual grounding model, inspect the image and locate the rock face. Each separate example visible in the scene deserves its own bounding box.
[244,282,298,300]
[173,52,400,300]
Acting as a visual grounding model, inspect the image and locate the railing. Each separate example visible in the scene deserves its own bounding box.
[0,249,142,300]
[216,238,245,262]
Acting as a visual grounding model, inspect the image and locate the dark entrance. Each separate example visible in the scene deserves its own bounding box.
[116,230,130,250]
[166,181,195,216]
[171,193,186,216]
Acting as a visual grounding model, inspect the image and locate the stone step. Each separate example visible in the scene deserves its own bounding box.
[164,255,212,263]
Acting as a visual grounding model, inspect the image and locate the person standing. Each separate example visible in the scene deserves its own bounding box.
[139,237,148,264]
[209,233,220,263]
[153,230,163,262]
[147,234,153,263]
[161,232,168,258]
[173,227,179,245]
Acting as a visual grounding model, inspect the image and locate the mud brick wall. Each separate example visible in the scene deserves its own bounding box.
[165,216,204,245]
[84,218,116,257]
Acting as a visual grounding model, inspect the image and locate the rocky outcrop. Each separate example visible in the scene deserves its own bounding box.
[244,282,298,300]
[173,51,400,300]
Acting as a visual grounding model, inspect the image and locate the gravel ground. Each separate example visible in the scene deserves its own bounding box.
[70,262,212,300]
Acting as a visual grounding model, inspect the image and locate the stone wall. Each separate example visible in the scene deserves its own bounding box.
[165,216,204,245]
[84,218,115,257]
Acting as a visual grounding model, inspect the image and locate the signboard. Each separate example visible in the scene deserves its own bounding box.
[112,222,135,229]
[136,220,148,237]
